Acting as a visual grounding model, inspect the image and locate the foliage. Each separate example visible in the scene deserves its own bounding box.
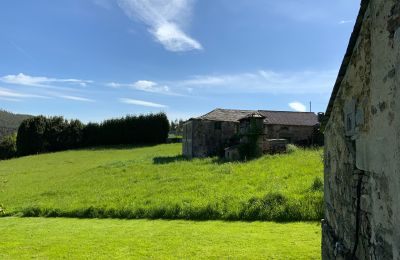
[16,116,83,156]
[0,109,32,140]
[287,144,299,154]
[310,176,324,192]
[239,118,264,160]
[0,204,5,215]
[312,124,324,146]
[169,118,185,136]
[16,113,169,156]
[0,133,17,160]
[82,113,169,146]
[17,116,48,155]
[0,218,321,259]
[0,144,324,221]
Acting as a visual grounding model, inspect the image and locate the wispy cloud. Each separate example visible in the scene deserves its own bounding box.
[289,102,307,112]
[59,95,95,102]
[1,73,93,88]
[107,80,178,95]
[117,0,202,52]
[0,87,48,99]
[174,70,337,94]
[339,20,353,25]
[119,98,167,108]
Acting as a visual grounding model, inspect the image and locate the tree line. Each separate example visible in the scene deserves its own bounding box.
[0,113,169,159]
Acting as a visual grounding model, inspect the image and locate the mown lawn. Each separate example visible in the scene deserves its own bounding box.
[0,217,321,259]
[0,144,323,221]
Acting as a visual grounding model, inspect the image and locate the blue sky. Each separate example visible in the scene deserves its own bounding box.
[0,0,360,122]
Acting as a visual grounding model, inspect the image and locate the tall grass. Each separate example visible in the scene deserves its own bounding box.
[0,144,323,221]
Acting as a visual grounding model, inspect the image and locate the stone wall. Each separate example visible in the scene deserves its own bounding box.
[182,120,238,158]
[323,0,400,259]
[265,125,314,145]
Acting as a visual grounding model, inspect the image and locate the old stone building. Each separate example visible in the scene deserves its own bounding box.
[322,0,400,259]
[182,108,318,158]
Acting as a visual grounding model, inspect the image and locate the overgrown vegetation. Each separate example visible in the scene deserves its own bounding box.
[0,144,323,221]
[82,113,169,147]
[0,218,321,259]
[17,116,84,155]
[0,133,17,159]
[0,109,32,140]
[239,117,264,160]
[15,113,169,156]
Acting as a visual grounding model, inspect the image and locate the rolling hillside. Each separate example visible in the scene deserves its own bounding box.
[0,143,323,221]
[0,143,324,258]
[0,110,32,139]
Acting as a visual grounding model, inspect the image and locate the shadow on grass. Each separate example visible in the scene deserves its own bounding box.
[82,143,159,151]
[153,155,188,164]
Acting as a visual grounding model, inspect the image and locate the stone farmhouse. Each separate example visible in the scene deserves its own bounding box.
[322,0,400,259]
[182,108,318,158]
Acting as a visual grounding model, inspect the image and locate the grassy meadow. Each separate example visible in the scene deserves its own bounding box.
[0,143,323,221]
[0,217,321,259]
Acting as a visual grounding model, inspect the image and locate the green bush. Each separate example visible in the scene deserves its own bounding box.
[310,177,324,192]
[0,133,17,159]
[0,204,5,215]
[287,144,299,154]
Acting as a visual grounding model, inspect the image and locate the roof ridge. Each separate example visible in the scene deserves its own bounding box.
[258,110,315,114]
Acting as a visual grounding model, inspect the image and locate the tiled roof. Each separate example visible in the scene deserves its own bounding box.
[194,108,318,126]
[258,110,318,126]
[196,109,255,122]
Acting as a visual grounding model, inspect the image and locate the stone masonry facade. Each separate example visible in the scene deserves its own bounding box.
[322,0,400,259]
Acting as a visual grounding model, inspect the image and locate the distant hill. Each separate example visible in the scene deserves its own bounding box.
[0,110,32,139]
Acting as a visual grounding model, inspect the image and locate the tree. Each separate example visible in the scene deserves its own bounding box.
[17,116,47,155]
[0,133,17,159]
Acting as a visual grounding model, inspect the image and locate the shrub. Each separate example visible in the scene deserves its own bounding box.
[0,133,17,160]
[0,204,4,216]
[310,177,324,192]
[287,144,299,154]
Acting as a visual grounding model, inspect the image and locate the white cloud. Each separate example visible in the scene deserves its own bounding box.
[0,87,48,99]
[59,95,95,102]
[175,70,337,94]
[0,73,93,88]
[107,80,175,95]
[133,80,157,89]
[119,98,167,108]
[107,82,121,88]
[339,20,353,25]
[0,97,22,102]
[180,76,229,86]
[117,0,202,52]
[289,102,307,112]
[133,80,170,93]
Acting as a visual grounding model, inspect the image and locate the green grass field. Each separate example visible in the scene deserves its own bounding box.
[0,144,323,221]
[0,217,321,259]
